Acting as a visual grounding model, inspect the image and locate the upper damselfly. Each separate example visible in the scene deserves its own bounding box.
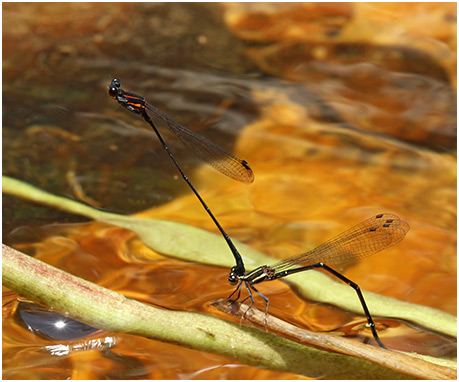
[108,78,249,275]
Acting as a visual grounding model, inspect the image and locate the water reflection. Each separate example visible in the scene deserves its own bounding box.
[16,302,100,341]
[45,337,117,357]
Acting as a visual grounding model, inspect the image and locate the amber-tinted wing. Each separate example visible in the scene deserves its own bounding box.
[146,102,254,184]
[272,213,409,272]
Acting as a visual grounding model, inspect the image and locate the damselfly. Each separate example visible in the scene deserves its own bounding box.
[227,213,410,348]
[108,79,249,275]
[108,80,408,348]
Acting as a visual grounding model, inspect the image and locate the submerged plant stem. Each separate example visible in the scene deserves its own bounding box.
[213,300,457,379]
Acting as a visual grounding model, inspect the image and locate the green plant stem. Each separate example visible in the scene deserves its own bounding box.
[3,244,414,379]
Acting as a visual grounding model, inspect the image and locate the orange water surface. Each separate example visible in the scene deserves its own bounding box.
[3,3,456,379]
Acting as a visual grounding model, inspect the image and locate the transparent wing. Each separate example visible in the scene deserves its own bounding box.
[272,213,410,272]
[146,102,254,183]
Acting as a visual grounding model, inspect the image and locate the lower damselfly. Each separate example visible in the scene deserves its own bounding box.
[227,213,409,349]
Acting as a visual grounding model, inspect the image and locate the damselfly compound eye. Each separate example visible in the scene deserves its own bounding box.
[228,272,238,285]
[108,86,118,97]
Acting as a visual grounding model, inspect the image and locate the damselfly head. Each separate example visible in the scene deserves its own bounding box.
[108,79,121,98]
[228,266,240,285]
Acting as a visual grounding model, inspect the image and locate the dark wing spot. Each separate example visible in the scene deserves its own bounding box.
[241,160,251,170]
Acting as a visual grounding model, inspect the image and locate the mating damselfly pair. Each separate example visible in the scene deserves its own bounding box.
[109,79,409,349]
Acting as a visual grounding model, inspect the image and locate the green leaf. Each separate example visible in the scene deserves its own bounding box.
[2,175,456,339]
